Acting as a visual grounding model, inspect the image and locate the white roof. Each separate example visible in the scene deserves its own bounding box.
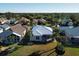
[32,25,53,36]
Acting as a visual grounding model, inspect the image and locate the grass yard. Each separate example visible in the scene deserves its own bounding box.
[64,47,79,56]
[7,41,57,56]
[6,40,79,56]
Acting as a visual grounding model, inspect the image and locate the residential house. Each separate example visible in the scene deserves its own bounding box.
[59,25,79,44]
[59,18,73,35]
[0,24,12,44]
[0,17,8,24]
[0,24,26,45]
[7,18,18,25]
[0,30,13,44]
[64,27,79,44]
[19,17,30,25]
[11,24,26,40]
[30,25,53,42]
[33,19,46,25]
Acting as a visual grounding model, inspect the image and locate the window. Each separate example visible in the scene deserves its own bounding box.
[42,35,50,40]
[36,36,40,40]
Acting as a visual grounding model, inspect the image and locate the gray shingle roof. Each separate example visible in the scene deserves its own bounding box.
[0,30,12,39]
[65,27,79,37]
[0,24,10,30]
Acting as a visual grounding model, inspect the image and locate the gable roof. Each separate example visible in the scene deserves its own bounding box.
[59,26,73,31]
[0,24,10,30]
[0,30,12,39]
[32,25,53,36]
[65,27,79,38]
[11,24,26,36]
[0,18,8,24]
[33,19,46,23]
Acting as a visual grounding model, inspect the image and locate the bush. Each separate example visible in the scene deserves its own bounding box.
[55,44,65,56]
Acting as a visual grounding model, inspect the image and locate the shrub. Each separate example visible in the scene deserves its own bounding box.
[55,43,65,56]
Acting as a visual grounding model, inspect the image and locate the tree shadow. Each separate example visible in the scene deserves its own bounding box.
[47,50,55,56]
[29,47,55,56]
[0,45,21,56]
[29,51,41,56]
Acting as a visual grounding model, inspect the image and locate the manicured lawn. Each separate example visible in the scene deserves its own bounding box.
[7,41,57,56]
[64,47,79,56]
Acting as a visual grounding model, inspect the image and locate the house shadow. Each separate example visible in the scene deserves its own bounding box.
[19,39,54,46]
[29,51,41,56]
[63,43,79,48]
[30,40,53,45]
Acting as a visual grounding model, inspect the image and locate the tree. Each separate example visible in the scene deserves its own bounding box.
[70,14,79,26]
[55,43,65,56]
[5,12,16,19]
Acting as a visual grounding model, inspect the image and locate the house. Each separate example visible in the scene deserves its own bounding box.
[59,18,74,35]
[8,18,18,25]
[0,24,26,45]
[59,22,73,31]
[0,17,8,24]
[33,19,46,25]
[59,25,79,44]
[30,25,53,42]
[64,27,79,44]
[11,24,26,40]
[0,30,13,44]
[0,30,20,44]
[19,17,30,25]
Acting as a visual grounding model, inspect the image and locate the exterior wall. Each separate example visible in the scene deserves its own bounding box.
[34,36,42,41]
[70,37,79,44]
[65,34,79,44]
[30,35,52,42]
[21,30,26,38]
[30,31,52,42]
[30,35,36,41]
[30,34,42,41]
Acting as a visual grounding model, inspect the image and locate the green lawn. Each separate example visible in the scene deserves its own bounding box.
[64,47,79,56]
[7,41,57,56]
